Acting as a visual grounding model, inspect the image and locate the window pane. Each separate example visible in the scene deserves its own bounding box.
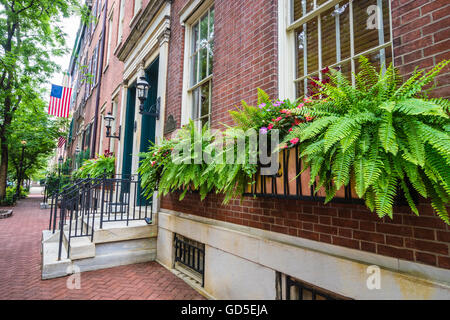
[382,0,391,44]
[199,48,208,81]
[208,45,213,76]
[200,14,209,41]
[293,0,314,21]
[191,53,198,86]
[335,61,352,82]
[306,18,319,75]
[192,23,199,54]
[192,88,199,119]
[353,0,390,55]
[321,8,337,69]
[306,72,319,97]
[200,116,209,128]
[296,81,305,99]
[338,2,351,60]
[209,7,215,39]
[295,28,305,78]
[200,81,210,118]
[355,47,392,74]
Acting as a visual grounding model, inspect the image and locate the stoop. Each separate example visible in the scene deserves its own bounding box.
[41,220,157,279]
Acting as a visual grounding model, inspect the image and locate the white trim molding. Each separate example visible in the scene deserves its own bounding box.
[179,0,214,25]
[158,209,450,300]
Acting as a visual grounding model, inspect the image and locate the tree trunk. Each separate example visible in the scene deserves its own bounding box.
[15,167,22,198]
[0,138,8,200]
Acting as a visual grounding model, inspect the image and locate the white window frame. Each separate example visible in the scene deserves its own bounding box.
[133,0,142,16]
[279,0,394,100]
[105,9,114,68]
[180,0,214,127]
[117,0,125,45]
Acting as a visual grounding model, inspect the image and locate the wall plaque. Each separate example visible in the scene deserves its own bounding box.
[164,114,177,134]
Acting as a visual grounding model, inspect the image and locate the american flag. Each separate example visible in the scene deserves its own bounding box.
[58,136,66,149]
[48,84,72,118]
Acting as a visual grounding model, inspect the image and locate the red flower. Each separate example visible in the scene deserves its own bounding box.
[288,127,293,132]
[275,117,283,122]
[268,123,274,130]
[294,118,301,125]
[290,138,299,145]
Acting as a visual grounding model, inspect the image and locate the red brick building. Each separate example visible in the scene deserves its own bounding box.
[158,0,450,300]
[65,0,450,299]
[68,0,125,167]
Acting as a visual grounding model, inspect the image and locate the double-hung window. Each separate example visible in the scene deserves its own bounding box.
[287,0,393,98]
[187,6,215,128]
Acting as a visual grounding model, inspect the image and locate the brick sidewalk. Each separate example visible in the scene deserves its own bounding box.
[0,194,205,300]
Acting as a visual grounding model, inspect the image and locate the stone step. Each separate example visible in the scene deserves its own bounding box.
[80,217,157,244]
[41,238,72,280]
[41,235,156,279]
[63,229,95,260]
[72,238,157,274]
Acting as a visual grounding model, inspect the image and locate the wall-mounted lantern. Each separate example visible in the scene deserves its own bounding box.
[137,76,160,119]
[105,112,121,140]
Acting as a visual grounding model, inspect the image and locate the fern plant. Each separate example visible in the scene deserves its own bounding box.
[73,154,116,179]
[153,120,216,201]
[284,57,450,224]
[138,138,177,200]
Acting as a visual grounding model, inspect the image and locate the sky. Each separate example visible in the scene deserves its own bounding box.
[49,14,81,87]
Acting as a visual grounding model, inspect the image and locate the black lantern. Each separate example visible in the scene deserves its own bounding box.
[137,76,160,119]
[137,76,149,106]
[58,156,64,166]
[105,112,120,140]
[75,146,81,155]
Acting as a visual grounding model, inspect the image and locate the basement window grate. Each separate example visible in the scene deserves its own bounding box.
[276,272,350,300]
[174,234,205,287]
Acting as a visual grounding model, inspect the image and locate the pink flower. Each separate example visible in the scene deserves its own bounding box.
[304,97,312,103]
[288,127,293,132]
[267,123,274,130]
[290,138,299,145]
[297,103,304,109]
[151,161,156,167]
[275,117,283,122]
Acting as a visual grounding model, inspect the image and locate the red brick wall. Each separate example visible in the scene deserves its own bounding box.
[211,0,278,127]
[162,0,450,270]
[164,0,279,130]
[392,0,450,98]
[162,194,450,269]
[164,0,188,130]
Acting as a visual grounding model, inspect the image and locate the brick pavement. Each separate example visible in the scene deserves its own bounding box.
[0,192,205,300]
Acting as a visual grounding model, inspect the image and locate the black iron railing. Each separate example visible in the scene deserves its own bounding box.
[245,146,363,204]
[245,147,413,205]
[49,174,153,261]
[174,234,205,287]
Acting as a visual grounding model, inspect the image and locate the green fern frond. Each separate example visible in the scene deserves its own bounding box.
[378,112,398,155]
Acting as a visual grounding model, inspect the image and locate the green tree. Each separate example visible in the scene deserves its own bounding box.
[0,0,77,199]
[8,91,63,197]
